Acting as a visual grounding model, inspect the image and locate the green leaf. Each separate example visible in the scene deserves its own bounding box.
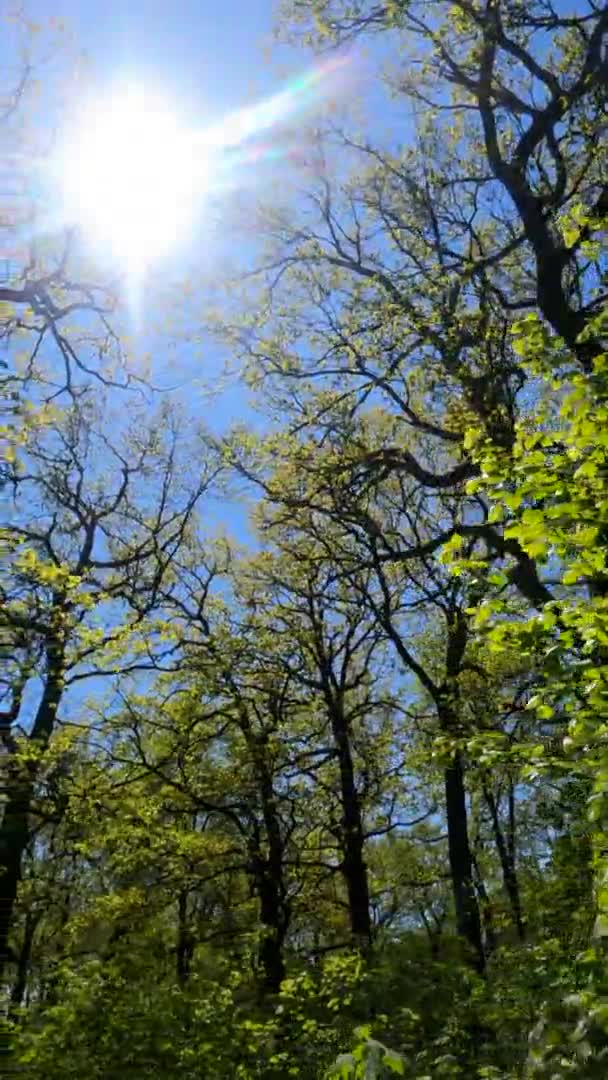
[383,1049,406,1075]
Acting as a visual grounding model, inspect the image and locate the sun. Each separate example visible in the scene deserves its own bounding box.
[56,84,208,271]
[53,63,349,273]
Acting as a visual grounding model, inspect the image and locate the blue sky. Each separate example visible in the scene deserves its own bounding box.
[24,0,283,109]
[1,2,393,539]
[1,1,385,397]
[1,3,283,726]
[2,1,303,528]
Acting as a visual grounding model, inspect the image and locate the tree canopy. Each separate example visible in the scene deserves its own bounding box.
[1,2,607,1076]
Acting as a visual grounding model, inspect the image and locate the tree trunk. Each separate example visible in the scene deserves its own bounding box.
[176,889,195,985]
[444,753,485,972]
[8,907,38,1015]
[248,833,288,994]
[0,637,64,976]
[419,909,442,959]
[340,786,372,947]
[249,737,290,994]
[483,784,525,941]
[472,850,497,956]
[0,784,32,974]
[232,692,291,996]
[329,698,372,948]
[439,609,485,972]
[9,907,38,1015]
[257,867,288,994]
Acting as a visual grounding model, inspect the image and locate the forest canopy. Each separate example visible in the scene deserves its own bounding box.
[1,2,607,1077]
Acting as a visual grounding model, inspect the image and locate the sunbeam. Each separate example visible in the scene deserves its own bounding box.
[52,57,351,275]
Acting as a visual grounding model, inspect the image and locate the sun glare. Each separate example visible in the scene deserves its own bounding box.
[53,61,350,274]
[57,85,208,271]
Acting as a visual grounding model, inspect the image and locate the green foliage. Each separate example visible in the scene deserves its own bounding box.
[462,302,608,935]
[4,3,608,1079]
[14,953,366,1079]
[326,1026,406,1079]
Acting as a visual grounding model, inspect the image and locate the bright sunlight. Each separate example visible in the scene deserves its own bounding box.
[54,61,349,274]
[57,85,208,271]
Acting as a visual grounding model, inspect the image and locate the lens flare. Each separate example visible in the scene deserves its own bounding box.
[54,56,351,272]
[204,55,350,152]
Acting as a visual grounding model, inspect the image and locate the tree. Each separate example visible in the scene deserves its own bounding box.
[0,13,137,414]
[0,394,212,974]
[4,2,608,1076]
[240,545,397,952]
[206,0,607,961]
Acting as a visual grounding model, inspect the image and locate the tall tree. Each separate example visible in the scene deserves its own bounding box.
[0,396,212,972]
